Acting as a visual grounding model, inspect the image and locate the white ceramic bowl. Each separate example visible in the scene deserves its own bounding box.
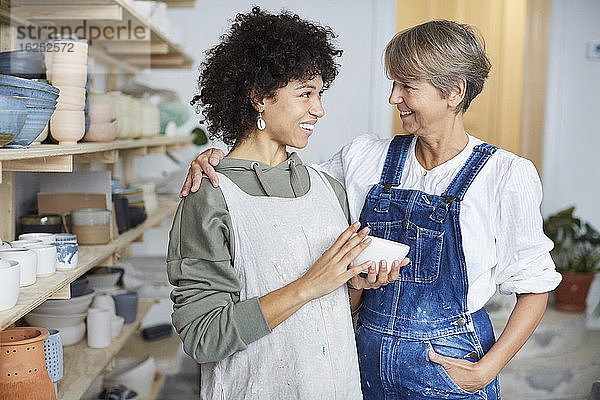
[103,356,156,398]
[24,311,87,328]
[22,244,57,276]
[35,290,95,314]
[57,321,86,346]
[0,259,20,311]
[19,232,56,245]
[0,248,37,286]
[354,236,410,273]
[110,315,124,339]
[50,63,87,87]
[50,110,85,145]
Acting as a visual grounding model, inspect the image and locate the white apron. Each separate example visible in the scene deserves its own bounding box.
[200,167,362,400]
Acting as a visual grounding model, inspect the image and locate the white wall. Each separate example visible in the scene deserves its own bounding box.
[135,0,397,164]
[542,0,600,228]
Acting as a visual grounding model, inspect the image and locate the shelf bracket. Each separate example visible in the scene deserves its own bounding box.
[74,150,119,164]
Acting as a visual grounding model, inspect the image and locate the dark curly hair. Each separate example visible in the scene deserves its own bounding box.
[191,7,343,146]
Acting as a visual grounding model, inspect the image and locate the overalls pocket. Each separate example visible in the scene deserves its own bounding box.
[367,220,443,283]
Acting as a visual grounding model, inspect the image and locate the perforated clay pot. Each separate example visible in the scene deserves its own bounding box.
[0,327,56,400]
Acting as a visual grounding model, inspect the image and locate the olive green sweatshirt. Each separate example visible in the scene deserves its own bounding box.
[167,152,350,364]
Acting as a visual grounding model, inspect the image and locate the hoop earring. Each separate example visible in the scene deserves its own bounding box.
[257,112,266,130]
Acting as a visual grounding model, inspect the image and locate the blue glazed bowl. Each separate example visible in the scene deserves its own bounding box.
[10,95,56,108]
[0,74,58,93]
[0,50,45,79]
[4,106,55,148]
[0,95,27,147]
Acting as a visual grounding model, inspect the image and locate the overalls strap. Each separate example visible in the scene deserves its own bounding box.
[379,134,414,191]
[442,142,498,203]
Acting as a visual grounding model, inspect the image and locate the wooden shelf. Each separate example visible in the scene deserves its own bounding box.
[0,196,180,331]
[0,135,192,162]
[58,300,155,400]
[6,0,194,70]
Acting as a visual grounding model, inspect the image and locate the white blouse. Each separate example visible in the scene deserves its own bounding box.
[316,134,562,312]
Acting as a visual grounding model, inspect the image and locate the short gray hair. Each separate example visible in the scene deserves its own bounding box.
[384,20,491,112]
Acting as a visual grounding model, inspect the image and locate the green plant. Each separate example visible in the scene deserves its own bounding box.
[544,207,600,273]
[191,127,208,146]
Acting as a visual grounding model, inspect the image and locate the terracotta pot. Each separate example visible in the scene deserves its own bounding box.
[0,327,56,400]
[554,272,595,313]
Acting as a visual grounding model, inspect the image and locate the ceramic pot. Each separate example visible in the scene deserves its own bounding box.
[49,63,87,88]
[71,208,111,245]
[19,214,63,234]
[554,272,595,313]
[0,259,20,311]
[53,242,78,270]
[22,244,57,276]
[0,248,37,286]
[87,308,112,348]
[49,109,85,145]
[0,327,56,400]
[112,291,138,324]
[54,85,85,111]
[43,329,63,384]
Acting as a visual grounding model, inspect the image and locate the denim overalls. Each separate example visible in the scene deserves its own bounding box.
[357,135,501,399]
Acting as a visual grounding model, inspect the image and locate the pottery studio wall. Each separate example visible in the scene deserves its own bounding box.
[541,0,600,228]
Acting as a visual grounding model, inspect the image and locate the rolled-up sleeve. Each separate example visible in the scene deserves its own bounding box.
[494,158,562,295]
[167,179,271,364]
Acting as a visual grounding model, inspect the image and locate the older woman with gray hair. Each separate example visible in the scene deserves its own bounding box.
[181,19,561,399]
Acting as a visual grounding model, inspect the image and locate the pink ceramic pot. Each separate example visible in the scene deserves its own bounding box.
[49,110,85,145]
[84,119,118,143]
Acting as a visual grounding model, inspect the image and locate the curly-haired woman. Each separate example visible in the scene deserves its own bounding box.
[167,7,408,399]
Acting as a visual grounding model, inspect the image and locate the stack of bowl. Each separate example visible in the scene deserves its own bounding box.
[84,102,118,142]
[0,74,58,148]
[0,94,27,147]
[26,289,94,346]
[0,50,46,79]
[46,38,88,145]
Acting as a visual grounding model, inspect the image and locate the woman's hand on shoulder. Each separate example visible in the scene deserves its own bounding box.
[180,148,225,197]
[348,257,409,291]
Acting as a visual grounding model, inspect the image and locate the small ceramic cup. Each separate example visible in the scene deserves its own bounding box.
[53,242,78,270]
[112,291,138,324]
[0,259,20,311]
[0,248,37,286]
[10,239,43,248]
[86,308,112,348]
[18,232,56,245]
[23,244,57,276]
[54,233,77,244]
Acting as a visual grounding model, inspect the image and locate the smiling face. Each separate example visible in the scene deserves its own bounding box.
[388,78,456,136]
[260,75,325,149]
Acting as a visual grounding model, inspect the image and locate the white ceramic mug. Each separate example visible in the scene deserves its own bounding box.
[354,236,411,274]
[0,248,37,286]
[87,308,112,348]
[23,244,57,276]
[53,242,78,270]
[10,239,43,248]
[0,259,20,311]
[18,233,56,245]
